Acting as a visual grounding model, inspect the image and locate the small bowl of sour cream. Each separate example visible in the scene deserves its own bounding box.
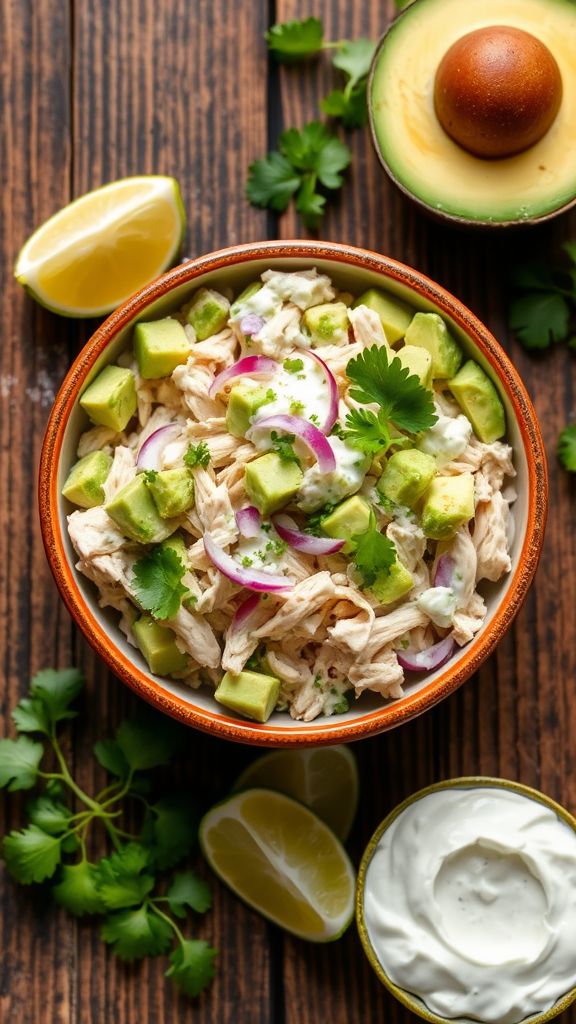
[357,777,576,1024]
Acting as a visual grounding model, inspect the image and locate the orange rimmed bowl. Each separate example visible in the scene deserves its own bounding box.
[39,240,547,746]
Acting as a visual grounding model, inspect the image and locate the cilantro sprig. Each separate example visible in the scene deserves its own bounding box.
[344,345,437,454]
[270,429,301,465]
[184,441,211,468]
[0,668,216,998]
[352,526,397,588]
[558,425,576,472]
[508,244,576,350]
[133,547,188,620]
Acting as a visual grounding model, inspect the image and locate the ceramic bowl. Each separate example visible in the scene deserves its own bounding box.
[356,776,576,1024]
[39,240,547,746]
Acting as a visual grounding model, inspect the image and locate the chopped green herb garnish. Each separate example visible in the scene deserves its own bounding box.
[142,469,159,483]
[283,357,305,374]
[321,39,377,128]
[332,697,350,714]
[183,441,211,469]
[352,526,397,587]
[306,502,337,535]
[241,556,254,568]
[264,388,277,403]
[309,413,320,426]
[558,425,576,472]
[313,674,323,690]
[133,548,188,620]
[270,430,301,465]
[290,400,305,415]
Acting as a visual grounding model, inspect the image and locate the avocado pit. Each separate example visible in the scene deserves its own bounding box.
[434,26,563,159]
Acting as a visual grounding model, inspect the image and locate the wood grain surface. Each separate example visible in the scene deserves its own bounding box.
[1,1,575,1021]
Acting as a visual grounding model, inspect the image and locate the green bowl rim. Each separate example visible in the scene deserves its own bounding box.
[356,776,576,1024]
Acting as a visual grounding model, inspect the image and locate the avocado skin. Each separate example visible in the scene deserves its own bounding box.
[244,453,303,516]
[448,360,506,443]
[215,670,281,723]
[353,288,413,343]
[321,495,372,554]
[421,473,475,540]
[187,288,230,341]
[134,317,191,380]
[62,450,113,508]
[133,615,189,676]
[79,365,137,432]
[377,450,436,509]
[105,476,176,544]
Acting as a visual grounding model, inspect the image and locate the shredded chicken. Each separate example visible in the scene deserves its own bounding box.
[77,425,119,457]
[349,644,404,699]
[386,515,426,572]
[166,605,221,668]
[193,467,238,547]
[68,507,127,560]
[473,491,512,583]
[451,592,487,646]
[363,604,429,660]
[348,304,390,348]
[102,445,137,501]
[172,359,224,420]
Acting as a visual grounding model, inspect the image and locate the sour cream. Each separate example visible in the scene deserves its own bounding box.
[418,413,472,466]
[249,358,331,430]
[363,785,576,1024]
[297,436,370,512]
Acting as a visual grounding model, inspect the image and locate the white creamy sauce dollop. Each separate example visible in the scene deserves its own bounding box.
[363,787,576,1024]
[418,413,472,466]
[230,269,335,323]
[416,585,457,628]
[296,436,370,512]
[249,358,331,430]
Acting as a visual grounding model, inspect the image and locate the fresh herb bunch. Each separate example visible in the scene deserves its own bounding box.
[0,669,216,998]
[508,243,576,350]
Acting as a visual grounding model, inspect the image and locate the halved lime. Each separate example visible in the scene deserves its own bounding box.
[14,175,185,317]
[232,745,359,840]
[200,788,356,942]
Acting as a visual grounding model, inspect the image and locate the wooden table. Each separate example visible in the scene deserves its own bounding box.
[2,1,575,1021]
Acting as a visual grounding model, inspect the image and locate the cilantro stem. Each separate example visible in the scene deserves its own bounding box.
[149,903,185,945]
[98,771,135,810]
[50,735,104,815]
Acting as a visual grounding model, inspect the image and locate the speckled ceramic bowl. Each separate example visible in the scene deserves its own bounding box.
[356,777,576,1024]
[39,241,547,746]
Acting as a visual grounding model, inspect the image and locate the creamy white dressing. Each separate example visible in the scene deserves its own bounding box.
[249,357,331,430]
[230,269,335,324]
[234,525,287,575]
[296,436,370,512]
[363,786,576,1024]
[416,586,457,628]
[418,412,472,466]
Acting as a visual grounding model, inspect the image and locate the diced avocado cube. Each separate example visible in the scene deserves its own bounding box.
[146,468,194,519]
[302,302,349,346]
[321,495,372,554]
[160,532,188,563]
[226,382,276,438]
[133,615,189,676]
[370,560,414,604]
[448,360,506,443]
[353,288,413,343]
[421,473,475,540]
[186,288,230,341]
[215,669,280,723]
[105,476,176,543]
[230,281,262,318]
[396,345,433,388]
[134,317,191,379]
[244,453,303,516]
[377,450,436,509]
[62,451,113,508]
[404,312,463,379]
[79,365,137,431]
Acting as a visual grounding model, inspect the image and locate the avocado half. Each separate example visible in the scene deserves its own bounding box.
[369,0,576,226]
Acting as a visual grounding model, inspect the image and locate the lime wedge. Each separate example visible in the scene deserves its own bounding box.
[200,788,356,942]
[14,176,185,317]
[232,745,359,840]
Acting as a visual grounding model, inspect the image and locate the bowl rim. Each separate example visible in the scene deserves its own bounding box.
[38,239,548,746]
[355,775,576,1024]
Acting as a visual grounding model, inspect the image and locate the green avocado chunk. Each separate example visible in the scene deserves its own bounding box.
[321,495,372,554]
[226,382,276,438]
[79,365,137,431]
[448,360,506,443]
[186,288,230,341]
[133,615,189,676]
[377,450,436,509]
[62,451,113,508]
[215,670,280,723]
[105,476,177,543]
[160,532,188,562]
[396,345,433,388]
[353,288,413,343]
[404,312,463,379]
[134,317,191,379]
[421,473,475,540]
[244,453,303,515]
[302,302,349,346]
[146,468,194,519]
[370,560,414,604]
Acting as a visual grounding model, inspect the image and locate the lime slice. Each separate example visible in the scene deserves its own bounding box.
[200,788,356,942]
[14,176,186,317]
[232,745,359,841]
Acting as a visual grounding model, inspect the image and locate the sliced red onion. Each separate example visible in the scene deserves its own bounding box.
[230,593,260,632]
[203,532,293,593]
[397,635,455,673]
[272,514,344,555]
[247,414,336,473]
[209,355,278,400]
[235,506,261,538]
[136,424,181,472]
[240,314,265,337]
[433,555,456,589]
[303,350,339,434]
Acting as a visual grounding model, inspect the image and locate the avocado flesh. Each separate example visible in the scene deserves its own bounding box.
[421,473,475,540]
[186,287,230,341]
[244,453,303,516]
[448,360,505,443]
[369,0,576,223]
[133,615,189,676]
[302,302,349,346]
[396,345,433,388]
[353,288,412,343]
[377,449,436,509]
[226,382,276,438]
[146,468,195,519]
[215,670,280,723]
[370,560,414,605]
[62,451,113,508]
[134,318,191,379]
[105,476,177,543]
[404,313,462,380]
[321,495,372,554]
[79,365,137,432]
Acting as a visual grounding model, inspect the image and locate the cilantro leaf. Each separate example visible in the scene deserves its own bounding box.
[93,738,130,780]
[508,292,570,349]
[53,862,106,916]
[353,528,396,587]
[246,152,301,213]
[0,736,44,791]
[166,939,217,997]
[115,716,182,772]
[166,871,212,917]
[12,697,50,735]
[344,407,392,454]
[346,346,437,433]
[265,16,324,62]
[306,502,338,536]
[142,794,198,870]
[321,85,368,128]
[101,904,173,960]
[332,39,376,91]
[271,430,300,465]
[558,425,576,472]
[3,825,63,883]
[26,794,71,835]
[283,357,304,373]
[95,843,155,909]
[183,441,211,469]
[280,122,351,189]
[133,547,188,620]
[295,176,326,229]
[29,668,84,727]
